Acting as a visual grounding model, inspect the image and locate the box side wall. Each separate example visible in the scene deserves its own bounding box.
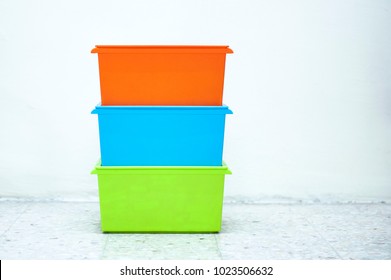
[96,173,226,232]
[98,113,227,166]
[97,53,227,106]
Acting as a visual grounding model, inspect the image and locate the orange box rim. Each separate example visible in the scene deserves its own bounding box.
[91,45,234,54]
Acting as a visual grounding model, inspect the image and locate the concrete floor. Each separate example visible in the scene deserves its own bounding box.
[0,200,390,260]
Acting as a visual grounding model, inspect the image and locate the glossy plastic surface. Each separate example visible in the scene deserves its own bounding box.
[92,104,233,166]
[91,45,233,105]
[91,160,232,232]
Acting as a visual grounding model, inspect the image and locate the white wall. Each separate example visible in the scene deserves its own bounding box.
[0,0,390,200]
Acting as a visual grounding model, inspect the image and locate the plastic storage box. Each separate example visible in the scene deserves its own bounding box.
[91,45,233,106]
[91,160,232,232]
[92,104,233,166]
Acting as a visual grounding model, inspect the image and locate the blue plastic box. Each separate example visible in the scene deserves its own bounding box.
[92,104,232,166]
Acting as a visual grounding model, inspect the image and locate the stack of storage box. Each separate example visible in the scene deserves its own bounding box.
[91,45,233,232]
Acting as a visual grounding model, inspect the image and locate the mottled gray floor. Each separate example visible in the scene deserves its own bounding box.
[0,201,390,260]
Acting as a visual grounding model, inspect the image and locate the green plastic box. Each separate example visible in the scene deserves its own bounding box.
[91,161,232,233]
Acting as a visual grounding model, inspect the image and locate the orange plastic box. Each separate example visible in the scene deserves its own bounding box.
[91,45,233,106]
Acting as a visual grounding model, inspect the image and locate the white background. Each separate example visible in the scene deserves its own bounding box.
[0,0,390,200]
